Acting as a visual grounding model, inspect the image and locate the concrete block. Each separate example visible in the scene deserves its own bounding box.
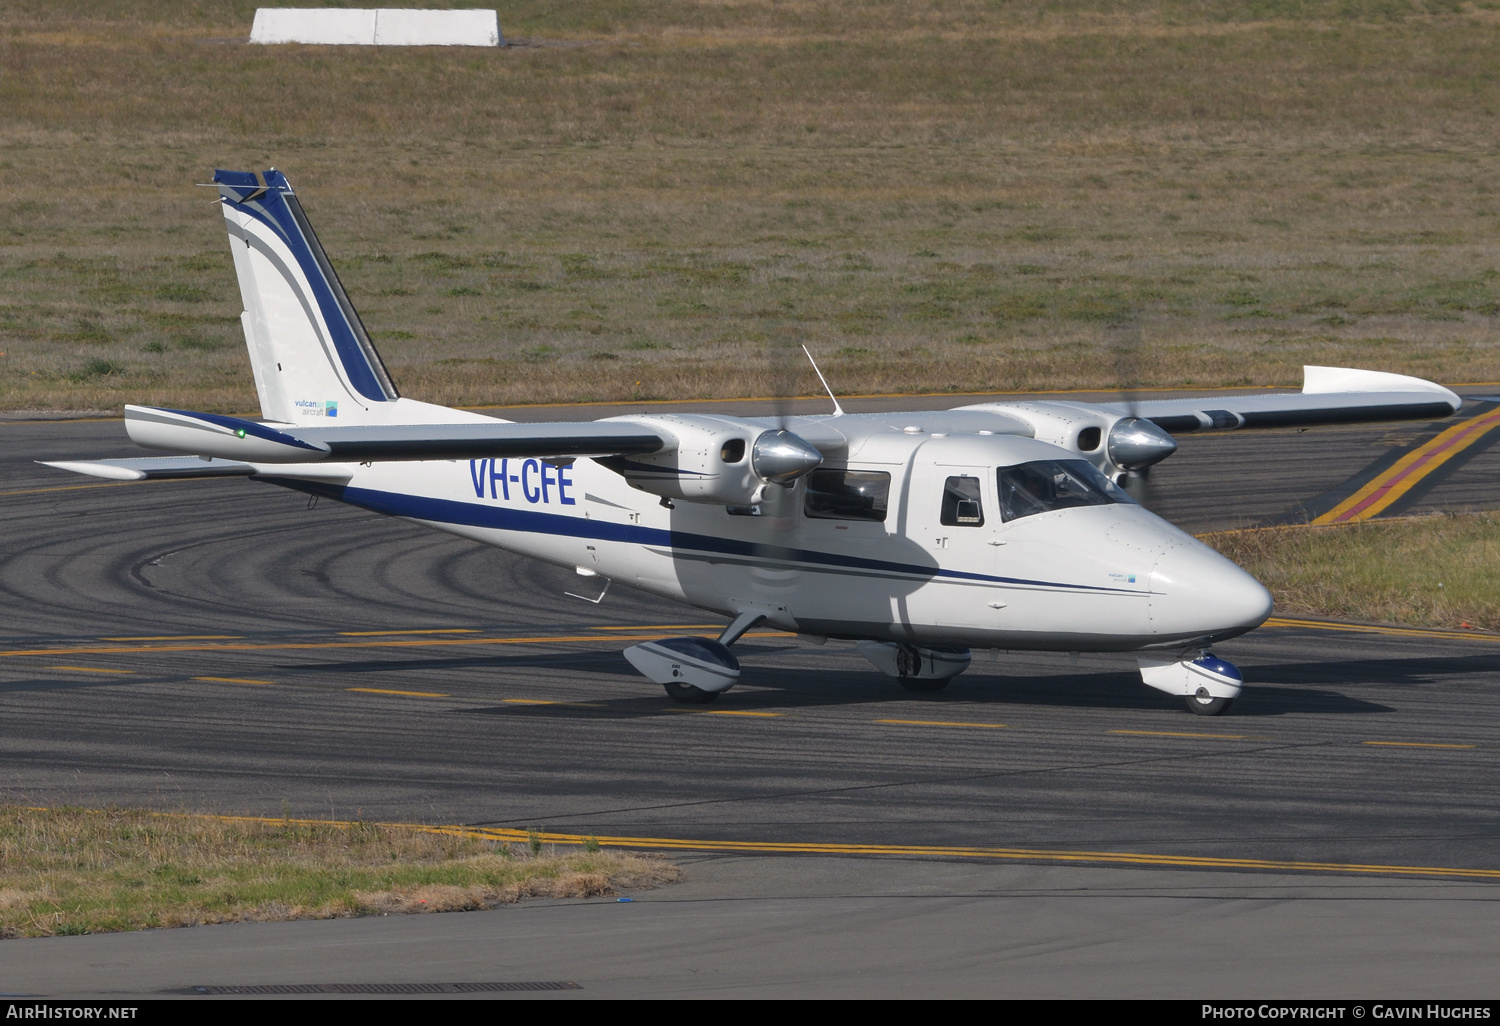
[249,8,502,47]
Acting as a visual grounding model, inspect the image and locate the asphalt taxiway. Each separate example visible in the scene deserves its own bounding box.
[3,399,1500,996]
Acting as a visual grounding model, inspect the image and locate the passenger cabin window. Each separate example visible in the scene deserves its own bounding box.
[940,476,985,527]
[803,469,890,523]
[996,459,1132,522]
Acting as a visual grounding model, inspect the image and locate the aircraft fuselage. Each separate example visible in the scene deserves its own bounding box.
[274,428,1272,655]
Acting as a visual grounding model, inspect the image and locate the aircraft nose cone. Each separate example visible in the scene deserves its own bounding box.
[752,429,823,485]
[1148,541,1273,642]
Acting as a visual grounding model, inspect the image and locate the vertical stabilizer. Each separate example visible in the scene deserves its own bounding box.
[215,169,399,424]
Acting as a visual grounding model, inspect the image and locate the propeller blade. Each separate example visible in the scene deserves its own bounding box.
[1110,317,1144,420]
[1121,466,1154,506]
[768,336,804,431]
[1105,314,1171,509]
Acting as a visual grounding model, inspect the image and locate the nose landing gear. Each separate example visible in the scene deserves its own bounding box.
[1137,651,1243,716]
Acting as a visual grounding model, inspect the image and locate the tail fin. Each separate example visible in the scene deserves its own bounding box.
[215,169,399,424]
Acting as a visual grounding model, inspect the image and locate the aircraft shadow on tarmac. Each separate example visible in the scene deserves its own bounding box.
[467,662,1393,719]
[263,645,1500,718]
[275,650,630,675]
[0,678,140,694]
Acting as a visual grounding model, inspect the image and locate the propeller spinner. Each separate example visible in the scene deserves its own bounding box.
[752,428,823,485]
[1106,417,1177,471]
[1107,416,1176,504]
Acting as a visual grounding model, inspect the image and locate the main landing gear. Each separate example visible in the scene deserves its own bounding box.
[627,624,977,702]
[855,641,972,692]
[624,611,768,704]
[1137,652,1243,716]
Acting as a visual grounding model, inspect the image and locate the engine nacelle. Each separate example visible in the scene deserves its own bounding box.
[956,401,1176,479]
[990,401,1114,463]
[599,414,820,506]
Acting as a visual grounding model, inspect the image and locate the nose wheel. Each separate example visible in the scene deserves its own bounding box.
[1186,686,1234,716]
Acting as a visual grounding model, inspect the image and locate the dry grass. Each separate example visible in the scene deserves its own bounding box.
[0,805,678,938]
[1204,512,1500,629]
[2,2,1500,413]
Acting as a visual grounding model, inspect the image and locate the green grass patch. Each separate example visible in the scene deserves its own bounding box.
[67,357,125,380]
[1203,514,1500,630]
[0,806,678,938]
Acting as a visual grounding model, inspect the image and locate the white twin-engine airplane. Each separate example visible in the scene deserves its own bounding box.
[44,170,1464,715]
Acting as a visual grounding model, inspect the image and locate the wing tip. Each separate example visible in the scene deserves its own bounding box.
[1302,365,1462,409]
[38,460,147,482]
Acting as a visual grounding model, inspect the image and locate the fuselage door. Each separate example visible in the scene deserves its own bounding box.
[903,443,1002,631]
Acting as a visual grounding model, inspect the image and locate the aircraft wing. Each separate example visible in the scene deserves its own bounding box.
[1092,366,1462,433]
[120,405,668,464]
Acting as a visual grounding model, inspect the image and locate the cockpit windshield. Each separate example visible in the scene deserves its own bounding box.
[996,459,1134,522]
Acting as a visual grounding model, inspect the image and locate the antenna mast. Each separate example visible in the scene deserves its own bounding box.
[801,345,845,417]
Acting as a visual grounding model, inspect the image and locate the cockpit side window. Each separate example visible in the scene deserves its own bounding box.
[996,459,1133,522]
[803,469,891,522]
[940,475,985,527]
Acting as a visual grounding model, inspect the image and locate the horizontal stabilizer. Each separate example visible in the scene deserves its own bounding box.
[123,405,668,463]
[126,406,332,462]
[39,456,254,481]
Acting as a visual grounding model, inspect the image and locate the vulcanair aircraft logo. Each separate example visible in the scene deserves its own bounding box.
[294,400,338,418]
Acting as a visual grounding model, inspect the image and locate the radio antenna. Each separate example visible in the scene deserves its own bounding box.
[801,345,845,417]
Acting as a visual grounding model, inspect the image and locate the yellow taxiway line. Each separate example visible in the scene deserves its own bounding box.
[1313,405,1500,524]
[0,478,201,498]
[501,698,605,708]
[87,810,1500,882]
[1110,729,1246,740]
[592,624,723,631]
[875,718,1008,729]
[1265,616,1500,643]
[1363,741,1476,749]
[337,628,479,636]
[0,629,795,660]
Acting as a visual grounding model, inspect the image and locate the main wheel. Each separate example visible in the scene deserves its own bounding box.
[1185,688,1234,716]
[899,677,950,693]
[664,681,720,704]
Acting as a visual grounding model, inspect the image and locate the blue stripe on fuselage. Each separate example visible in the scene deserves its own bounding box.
[316,482,1133,595]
